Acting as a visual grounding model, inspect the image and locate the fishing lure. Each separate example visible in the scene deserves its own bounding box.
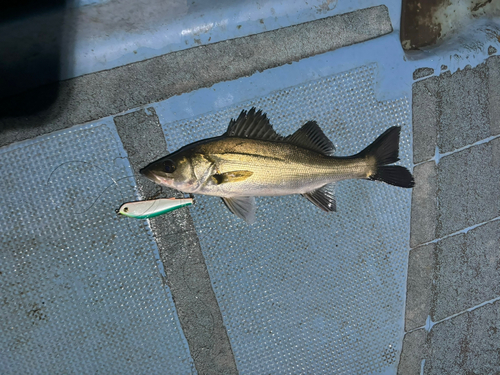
[117,198,193,219]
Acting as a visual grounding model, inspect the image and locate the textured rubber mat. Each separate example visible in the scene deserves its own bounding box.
[0,121,194,374]
[161,64,412,374]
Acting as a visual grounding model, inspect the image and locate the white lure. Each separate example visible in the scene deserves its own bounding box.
[118,198,193,219]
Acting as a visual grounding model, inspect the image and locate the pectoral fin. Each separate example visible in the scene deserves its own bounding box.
[222,196,256,224]
[303,183,337,212]
[212,170,253,185]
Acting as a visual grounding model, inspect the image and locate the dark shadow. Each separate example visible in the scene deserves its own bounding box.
[0,0,74,120]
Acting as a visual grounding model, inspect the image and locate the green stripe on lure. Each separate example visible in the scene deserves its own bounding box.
[118,198,193,219]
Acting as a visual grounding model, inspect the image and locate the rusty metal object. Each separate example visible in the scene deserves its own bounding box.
[401,0,499,50]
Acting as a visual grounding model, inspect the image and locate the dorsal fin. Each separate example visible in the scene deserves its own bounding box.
[225,107,283,141]
[284,121,335,156]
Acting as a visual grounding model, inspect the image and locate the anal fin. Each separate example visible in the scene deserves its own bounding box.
[302,183,336,212]
[222,196,256,224]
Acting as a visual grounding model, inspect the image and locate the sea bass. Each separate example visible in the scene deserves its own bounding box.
[140,108,414,224]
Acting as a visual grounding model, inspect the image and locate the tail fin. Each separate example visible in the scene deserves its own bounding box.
[358,127,415,188]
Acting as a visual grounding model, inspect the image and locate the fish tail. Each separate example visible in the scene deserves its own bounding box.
[359,127,415,188]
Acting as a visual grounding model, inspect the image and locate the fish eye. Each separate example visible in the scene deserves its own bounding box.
[164,159,176,173]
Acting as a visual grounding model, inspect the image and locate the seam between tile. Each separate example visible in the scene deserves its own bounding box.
[405,295,500,334]
[412,215,500,249]
[414,133,500,167]
[420,359,426,375]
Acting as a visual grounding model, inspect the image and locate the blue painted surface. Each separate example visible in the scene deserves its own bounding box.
[0,120,195,374]
[65,0,408,80]
[152,35,413,373]
[153,31,412,118]
[3,0,498,373]
[64,0,347,79]
[4,0,498,95]
[63,0,403,80]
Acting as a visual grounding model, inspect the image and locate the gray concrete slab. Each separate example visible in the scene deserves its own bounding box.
[149,227,238,375]
[397,329,428,375]
[436,138,500,238]
[405,55,500,375]
[426,300,500,375]
[404,56,500,375]
[437,66,491,153]
[487,56,500,135]
[466,300,500,372]
[413,67,434,80]
[412,56,500,164]
[412,56,500,163]
[433,220,500,321]
[113,109,238,375]
[405,244,435,331]
[112,108,168,199]
[425,310,469,375]
[410,161,437,247]
[412,78,439,164]
[0,5,392,149]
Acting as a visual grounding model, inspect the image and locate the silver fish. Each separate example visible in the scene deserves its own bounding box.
[140,108,414,223]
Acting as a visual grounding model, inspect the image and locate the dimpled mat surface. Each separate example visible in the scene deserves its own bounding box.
[161,64,412,374]
[0,121,194,374]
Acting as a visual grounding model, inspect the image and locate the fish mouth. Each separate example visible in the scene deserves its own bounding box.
[139,167,158,182]
[140,166,172,187]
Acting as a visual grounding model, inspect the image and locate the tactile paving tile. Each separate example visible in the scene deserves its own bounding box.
[161,64,412,374]
[0,121,194,374]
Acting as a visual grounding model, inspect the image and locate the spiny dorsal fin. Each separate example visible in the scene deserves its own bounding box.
[285,121,335,156]
[302,183,336,212]
[225,107,283,141]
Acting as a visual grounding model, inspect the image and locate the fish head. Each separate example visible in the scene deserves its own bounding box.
[140,151,200,193]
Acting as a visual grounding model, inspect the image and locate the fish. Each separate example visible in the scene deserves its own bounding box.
[140,108,414,224]
[117,198,193,219]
